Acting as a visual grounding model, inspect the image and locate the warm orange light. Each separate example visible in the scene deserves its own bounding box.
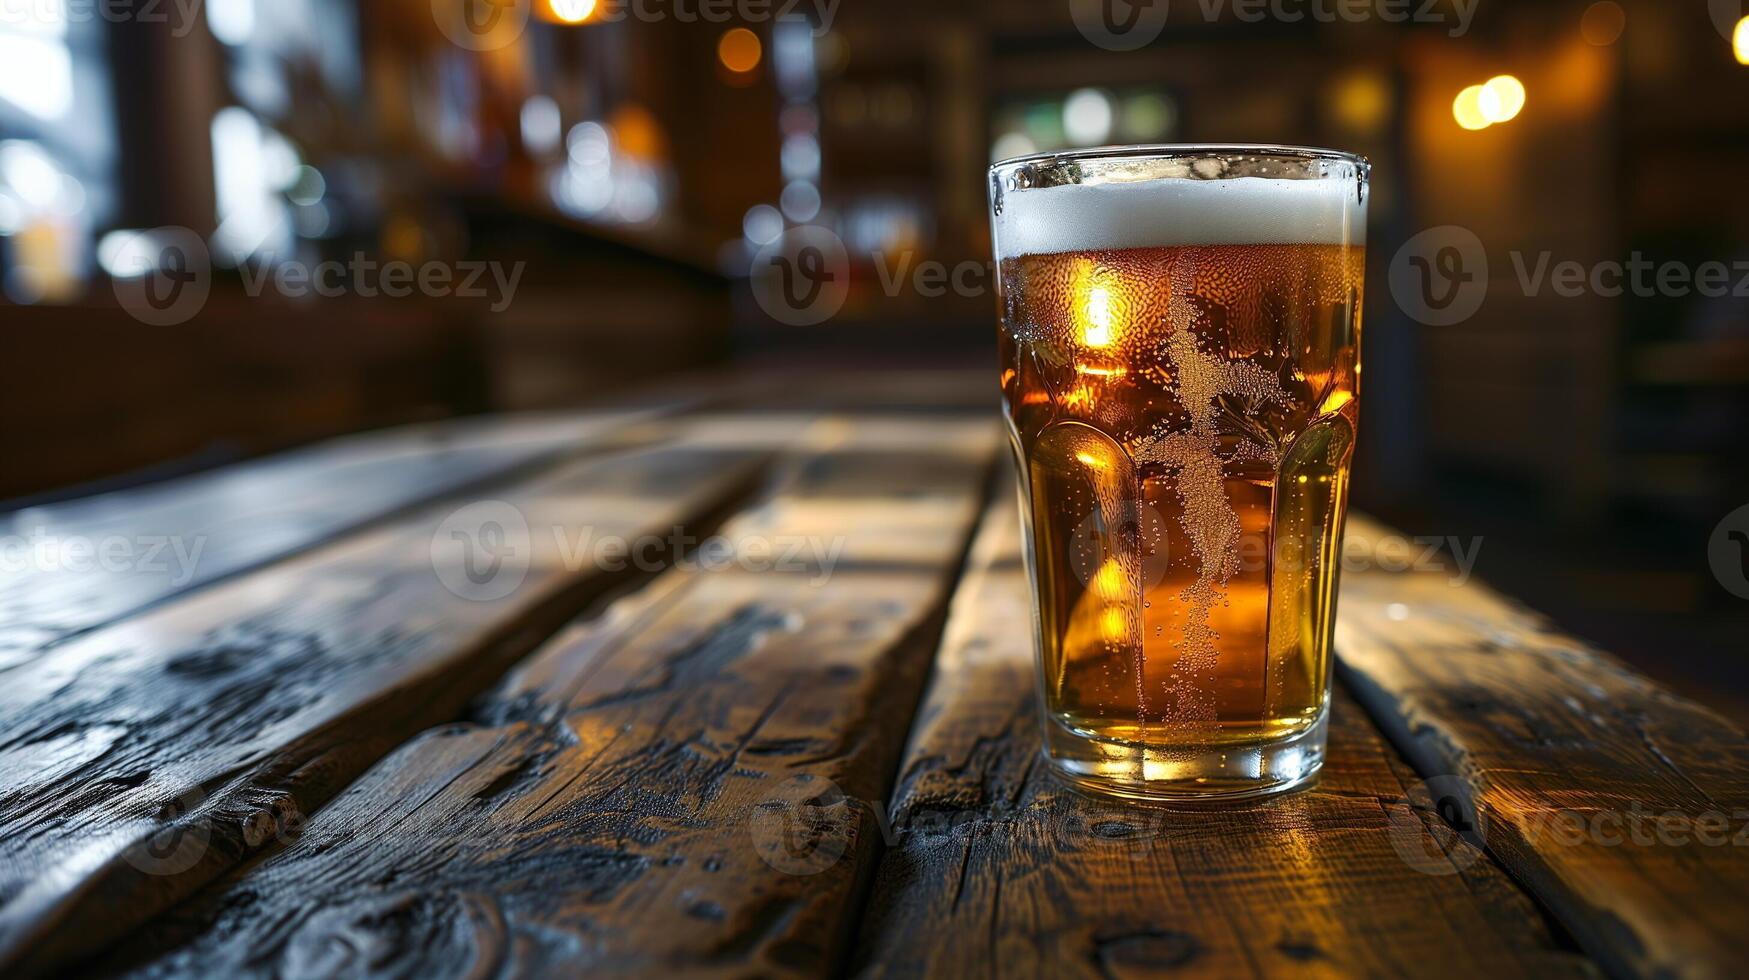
[1735,16,1749,65]
[1453,85,1492,130]
[608,103,666,161]
[541,0,597,24]
[1483,75,1526,122]
[718,28,763,75]
[1454,75,1525,130]
[1330,72,1390,133]
[1578,1,1625,46]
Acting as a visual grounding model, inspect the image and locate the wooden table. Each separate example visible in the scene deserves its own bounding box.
[2,372,1745,979]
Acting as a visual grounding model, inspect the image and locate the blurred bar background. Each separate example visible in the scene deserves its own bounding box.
[1,0,1745,711]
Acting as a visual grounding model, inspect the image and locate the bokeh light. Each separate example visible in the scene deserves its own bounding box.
[718,28,763,76]
[1579,1,1625,47]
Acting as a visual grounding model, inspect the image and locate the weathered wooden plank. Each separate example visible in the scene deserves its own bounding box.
[851,491,1598,979]
[98,416,1000,980]
[0,420,784,978]
[0,408,672,669]
[1335,515,1749,980]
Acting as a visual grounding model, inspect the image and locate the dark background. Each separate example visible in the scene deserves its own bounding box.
[1,0,1745,715]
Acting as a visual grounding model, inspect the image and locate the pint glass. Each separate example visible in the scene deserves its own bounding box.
[989,146,1367,800]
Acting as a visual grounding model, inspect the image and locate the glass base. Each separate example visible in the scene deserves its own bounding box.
[1042,706,1328,803]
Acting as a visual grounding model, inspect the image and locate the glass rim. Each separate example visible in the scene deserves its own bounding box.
[988,143,1369,177]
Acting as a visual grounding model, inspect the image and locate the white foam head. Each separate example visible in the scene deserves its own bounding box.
[993,176,1364,260]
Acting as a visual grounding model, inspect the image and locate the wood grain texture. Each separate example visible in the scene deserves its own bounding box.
[0,409,671,670]
[852,491,1598,980]
[1335,516,1749,980]
[0,422,776,978]
[99,416,1001,980]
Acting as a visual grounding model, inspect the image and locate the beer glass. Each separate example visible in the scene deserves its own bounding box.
[989,146,1367,800]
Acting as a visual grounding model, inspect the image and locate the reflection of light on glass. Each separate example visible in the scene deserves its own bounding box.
[521,96,562,155]
[1070,257,1122,349]
[1482,75,1525,122]
[780,181,820,222]
[207,0,255,46]
[1098,607,1129,643]
[1062,88,1114,146]
[743,204,783,245]
[1090,557,1125,598]
[1083,288,1113,346]
[1076,364,1127,377]
[1075,451,1107,470]
[990,131,1035,163]
[718,27,762,75]
[1735,16,1749,65]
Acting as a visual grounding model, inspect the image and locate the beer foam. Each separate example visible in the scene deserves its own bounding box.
[994,177,1364,259]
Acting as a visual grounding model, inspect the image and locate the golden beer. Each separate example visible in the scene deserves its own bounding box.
[990,147,1367,799]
